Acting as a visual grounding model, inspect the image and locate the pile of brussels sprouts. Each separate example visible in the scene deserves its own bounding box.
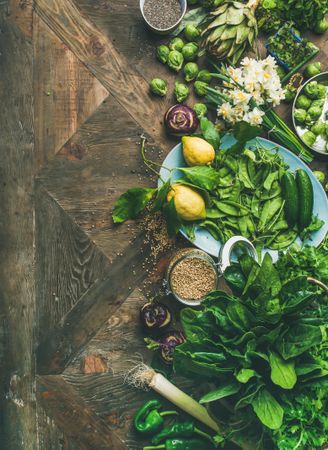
[294,80,328,150]
[149,23,212,120]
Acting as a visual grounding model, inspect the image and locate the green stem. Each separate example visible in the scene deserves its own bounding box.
[195,427,215,444]
[160,411,178,418]
[140,136,173,183]
[143,446,164,450]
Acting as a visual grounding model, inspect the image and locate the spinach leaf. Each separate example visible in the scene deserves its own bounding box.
[276,323,325,359]
[236,368,258,384]
[200,117,220,151]
[200,380,240,404]
[224,265,247,295]
[226,302,255,333]
[152,179,171,212]
[269,351,297,389]
[178,166,221,191]
[112,187,155,223]
[251,388,284,430]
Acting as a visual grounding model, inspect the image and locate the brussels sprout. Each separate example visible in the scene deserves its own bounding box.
[169,37,185,52]
[194,81,208,97]
[307,105,323,121]
[182,42,199,62]
[296,95,312,110]
[197,69,212,83]
[184,62,199,82]
[156,45,170,64]
[304,62,321,79]
[167,50,184,72]
[174,81,190,103]
[294,109,307,124]
[313,170,325,184]
[193,103,207,119]
[314,19,328,34]
[200,0,222,7]
[302,130,317,147]
[311,121,326,136]
[149,78,167,97]
[312,98,325,109]
[304,81,327,99]
[284,86,296,103]
[184,24,200,42]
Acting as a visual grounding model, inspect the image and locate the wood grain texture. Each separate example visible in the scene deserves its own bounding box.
[35,183,111,342]
[36,375,126,450]
[36,233,148,374]
[0,8,37,449]
[35,98,163,259]
[8,0,33,37]
[33,13,109,168]
[34,0,170,149]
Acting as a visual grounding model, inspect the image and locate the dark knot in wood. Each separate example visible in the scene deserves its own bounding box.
[64,142,86,161]
[89,38,105,57]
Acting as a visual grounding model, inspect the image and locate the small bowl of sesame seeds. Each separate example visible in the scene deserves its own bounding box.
[140,0,187,35]
[165,249,219,307]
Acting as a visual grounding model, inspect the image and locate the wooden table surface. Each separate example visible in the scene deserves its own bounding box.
[0,1,327,449]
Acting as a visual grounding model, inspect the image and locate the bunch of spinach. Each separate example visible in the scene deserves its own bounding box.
[173,252,328,447]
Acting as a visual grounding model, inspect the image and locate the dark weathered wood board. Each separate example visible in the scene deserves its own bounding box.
[0,0,327,449]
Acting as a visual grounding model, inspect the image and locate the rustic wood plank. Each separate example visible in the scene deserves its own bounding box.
[37,405,82,450]
[8,0,33,38]
[35,183,111,342]
[36,375,126,450]
[35,98,162,258]
[0,7,37,449]
[33,13,109,168]
[34,0,170,149]
[36,233,148,374]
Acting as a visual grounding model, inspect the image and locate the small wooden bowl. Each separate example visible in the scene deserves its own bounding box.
[139,0,187,35]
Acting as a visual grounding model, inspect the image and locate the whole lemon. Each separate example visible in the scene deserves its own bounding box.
[167,184,206,221]
[182,136,215,167]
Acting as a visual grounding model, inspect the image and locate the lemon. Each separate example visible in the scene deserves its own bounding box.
[167,184,206,221]
[182,136,215,167]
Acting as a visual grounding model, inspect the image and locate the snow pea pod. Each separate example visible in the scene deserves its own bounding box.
[247,158,256,182]
[224,155,238,173]
[206,209,225,219]
[259,197,283,231]
[199,220,223,241]
[268,230,298,250]
[217,166,230,177]
[263,171,278,191]
[238,216,250,237]
[259,181,282,200]
[238,158,254,189]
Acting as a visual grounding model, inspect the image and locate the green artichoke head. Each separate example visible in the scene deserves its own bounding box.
[201,0,259,65]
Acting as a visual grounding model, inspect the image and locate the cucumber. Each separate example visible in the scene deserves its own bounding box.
[296,169,314,231]
[281,172,299,227]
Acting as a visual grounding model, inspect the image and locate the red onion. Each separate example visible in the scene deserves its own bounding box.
[140,302,172,333]
[164,104,199,137]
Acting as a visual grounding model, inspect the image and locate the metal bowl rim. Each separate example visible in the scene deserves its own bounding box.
[292,71,328,156]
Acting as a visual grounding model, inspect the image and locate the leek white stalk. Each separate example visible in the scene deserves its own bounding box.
[126,364,219,432]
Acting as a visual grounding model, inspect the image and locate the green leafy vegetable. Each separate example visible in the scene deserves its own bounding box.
[112,188,155,223]
[269,351,297,389]
[251,388,284,430]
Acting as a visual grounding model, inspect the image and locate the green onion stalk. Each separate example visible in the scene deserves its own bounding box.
[205,80,313,163]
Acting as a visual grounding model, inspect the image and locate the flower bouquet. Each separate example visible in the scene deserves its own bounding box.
[206,56,313,162]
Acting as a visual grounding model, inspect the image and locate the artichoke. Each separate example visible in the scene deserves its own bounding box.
[201,0,260,65]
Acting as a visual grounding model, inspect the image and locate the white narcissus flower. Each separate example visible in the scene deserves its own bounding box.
[231,90,252,105]
[218,102,235,121]
[244,108,265,126]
